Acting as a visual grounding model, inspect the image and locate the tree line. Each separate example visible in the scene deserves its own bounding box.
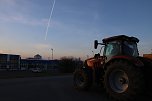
[59,56,83,73]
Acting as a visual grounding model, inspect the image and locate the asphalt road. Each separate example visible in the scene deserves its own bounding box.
[0,75,151,101]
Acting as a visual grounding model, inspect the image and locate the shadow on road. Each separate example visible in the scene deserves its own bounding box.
[72,84,152,101]
[0,75,151,101]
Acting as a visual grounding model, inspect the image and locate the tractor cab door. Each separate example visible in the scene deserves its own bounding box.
[104,41,121,62]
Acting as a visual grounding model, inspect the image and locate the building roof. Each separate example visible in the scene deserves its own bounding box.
[0,54,20,56]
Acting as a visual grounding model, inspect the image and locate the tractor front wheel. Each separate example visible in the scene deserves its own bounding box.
[73,68,92,90]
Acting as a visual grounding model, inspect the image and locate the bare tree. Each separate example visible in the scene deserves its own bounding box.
[59,56,83,73]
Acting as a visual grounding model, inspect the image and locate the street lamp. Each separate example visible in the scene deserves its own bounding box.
[51,48,53,60]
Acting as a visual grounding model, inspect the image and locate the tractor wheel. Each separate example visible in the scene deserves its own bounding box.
[73,68,92,90]
[104,60,145,101]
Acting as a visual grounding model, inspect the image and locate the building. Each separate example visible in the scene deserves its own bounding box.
[0,53,59,72]
[20,59,59,72]
[0,54,20,70]
[34,54,42,60]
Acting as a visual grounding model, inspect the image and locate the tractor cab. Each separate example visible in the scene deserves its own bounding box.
[94,35,139,62]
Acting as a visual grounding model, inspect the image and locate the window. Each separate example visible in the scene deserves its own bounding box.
[105,42,120,57]
[123,41,138,57]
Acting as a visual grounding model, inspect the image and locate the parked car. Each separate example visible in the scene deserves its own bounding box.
[30,68,42,73]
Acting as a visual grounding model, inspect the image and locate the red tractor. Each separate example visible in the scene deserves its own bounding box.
[73,35,152,101]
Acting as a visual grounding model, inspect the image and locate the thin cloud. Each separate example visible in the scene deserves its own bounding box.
[0,50,3,53]
[0,14,47,26]
[0,0,17,6]
[0,0,48,26]
[34,43,51,50]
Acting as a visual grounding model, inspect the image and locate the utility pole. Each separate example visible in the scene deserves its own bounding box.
[51,48,53,60]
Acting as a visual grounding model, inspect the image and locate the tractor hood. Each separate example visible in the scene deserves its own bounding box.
[85,56,103,68]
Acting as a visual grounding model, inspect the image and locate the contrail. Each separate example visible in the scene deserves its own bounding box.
[45,0,56,40]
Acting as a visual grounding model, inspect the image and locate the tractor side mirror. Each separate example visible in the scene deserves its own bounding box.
[94,40,98,49]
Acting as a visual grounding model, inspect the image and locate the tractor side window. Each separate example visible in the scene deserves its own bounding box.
[123,41,138,57]
[105,44,113,56]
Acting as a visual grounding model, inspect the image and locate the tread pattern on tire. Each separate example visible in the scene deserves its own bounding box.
[73,68,92,90]
[104,60,145,101]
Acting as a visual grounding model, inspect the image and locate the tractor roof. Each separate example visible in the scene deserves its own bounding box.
[102,35,139,43]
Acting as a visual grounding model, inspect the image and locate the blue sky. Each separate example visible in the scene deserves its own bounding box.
[0,0,152,60]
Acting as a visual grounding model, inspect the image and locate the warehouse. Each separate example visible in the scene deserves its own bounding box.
[0,54,20,70]
[20,59,59,72]
[0,54,59,72]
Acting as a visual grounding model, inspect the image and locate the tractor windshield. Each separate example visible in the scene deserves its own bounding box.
[104,41,120,57]
[123,41,139,57]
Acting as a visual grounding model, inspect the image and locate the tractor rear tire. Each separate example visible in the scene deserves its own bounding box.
[73,68,92,90]
[104,60,145,101]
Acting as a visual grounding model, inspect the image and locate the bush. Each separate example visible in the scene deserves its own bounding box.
[59,57,83,73]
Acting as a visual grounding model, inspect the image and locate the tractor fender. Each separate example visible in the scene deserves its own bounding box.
[104,55,144,70]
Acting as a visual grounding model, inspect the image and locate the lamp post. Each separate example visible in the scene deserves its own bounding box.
[51,48,53,60]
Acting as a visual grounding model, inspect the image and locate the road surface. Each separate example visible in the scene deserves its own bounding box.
[0,75,151,101]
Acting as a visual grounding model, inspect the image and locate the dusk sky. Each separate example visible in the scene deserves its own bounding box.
[0,0,152,60]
